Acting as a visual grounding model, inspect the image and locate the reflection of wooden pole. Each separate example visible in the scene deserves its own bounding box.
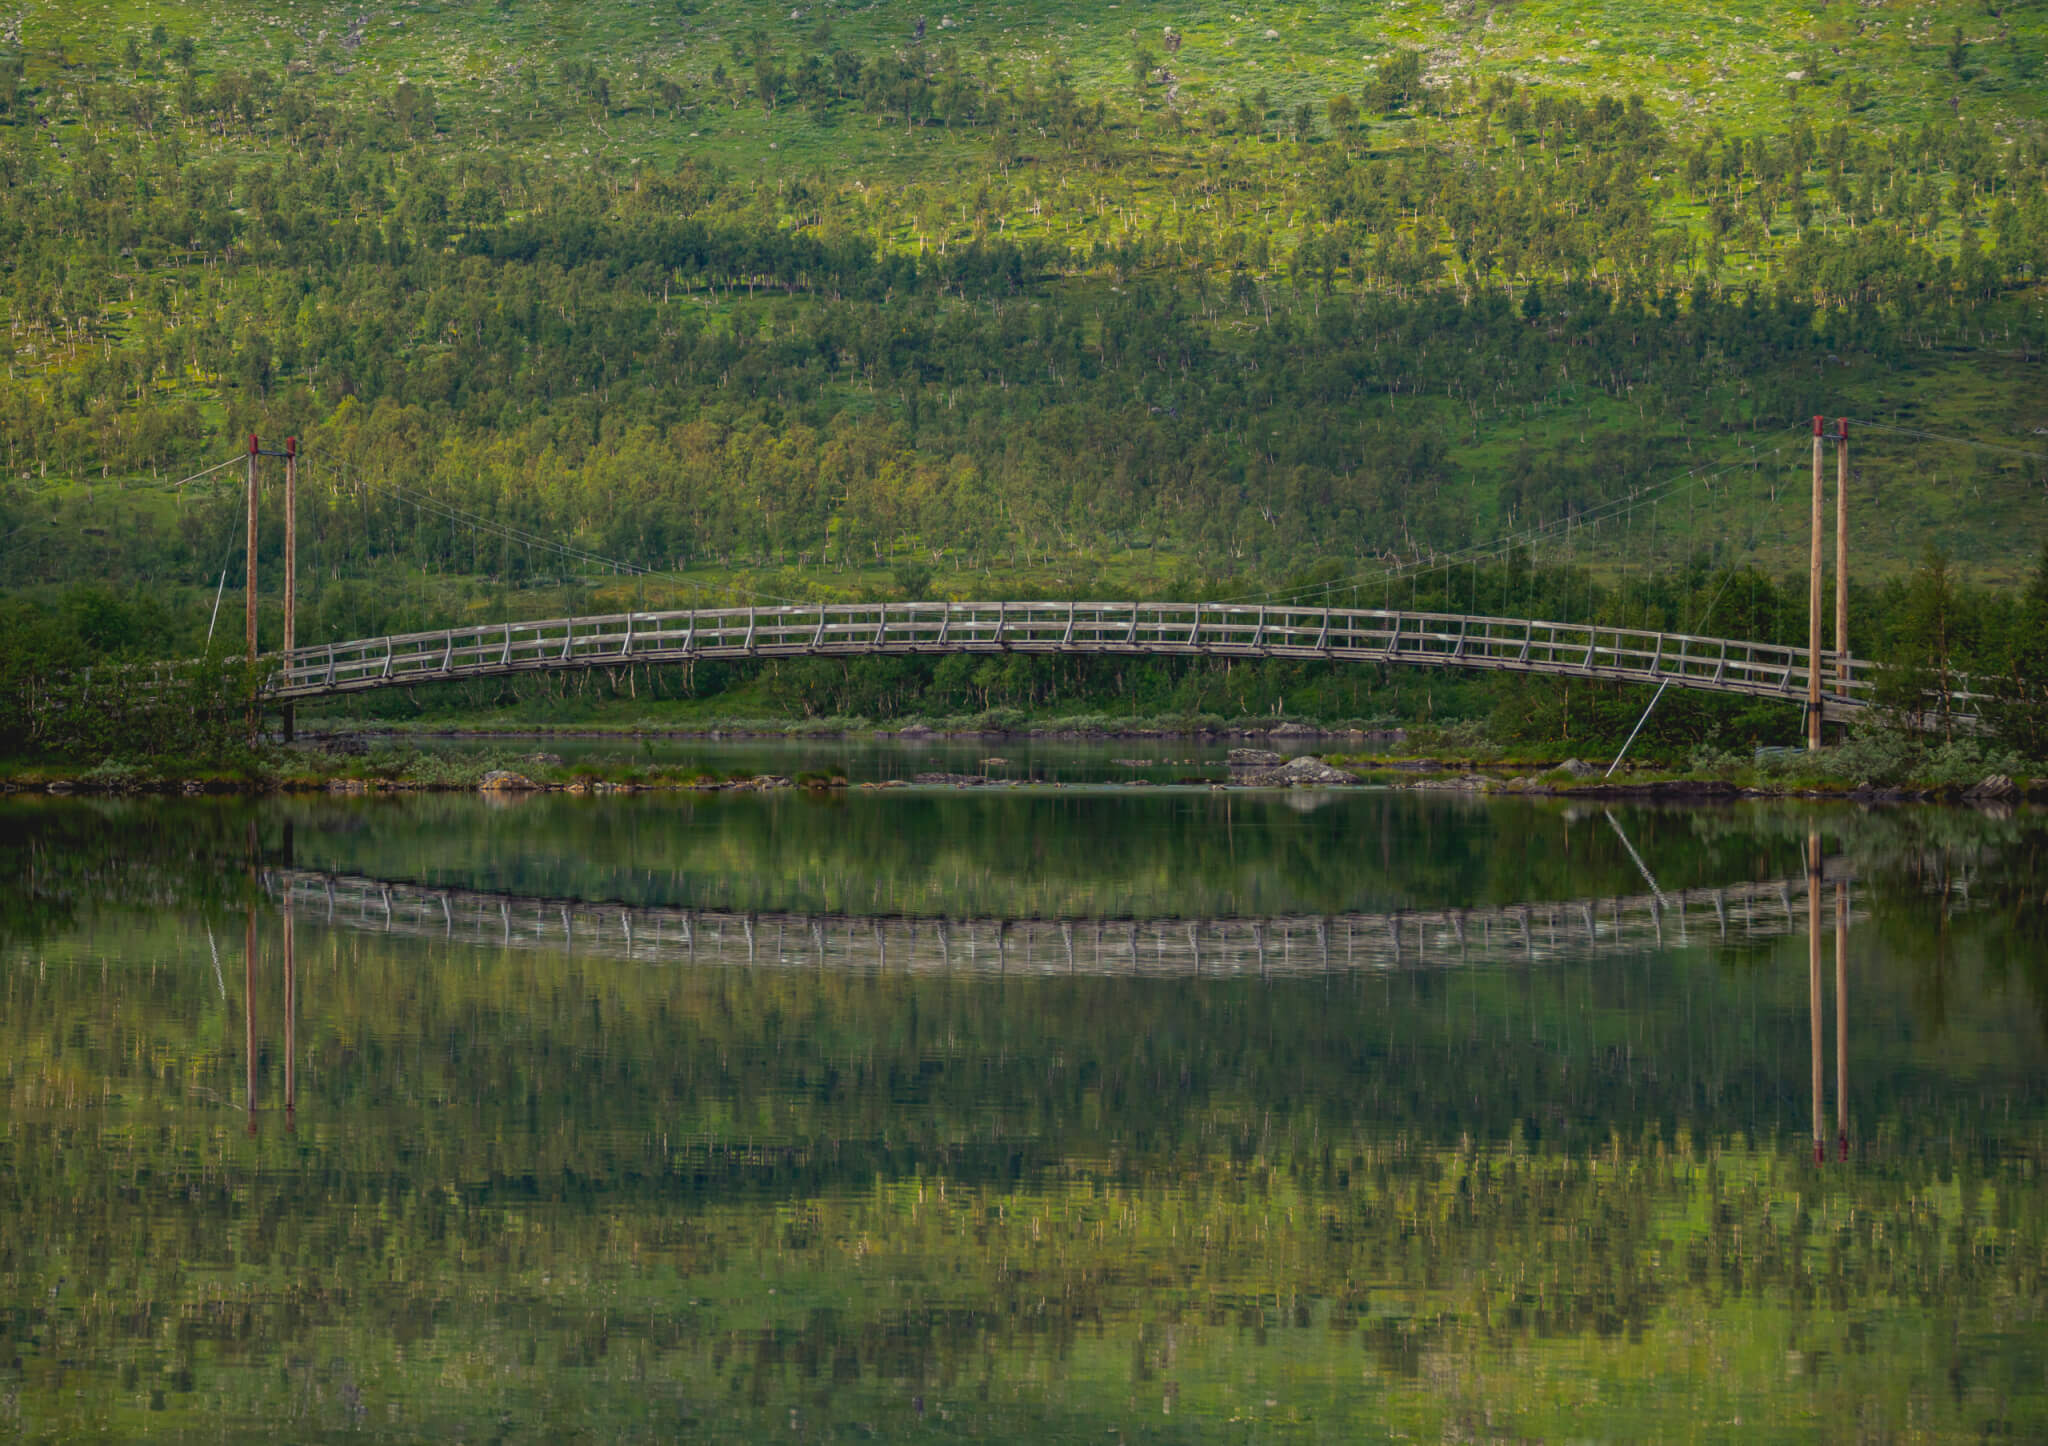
[1808,833,1824,1161]
[284,897,296,1131]
[1807,419,1824,751]
[245,909,258,1137]
[1835,881,1849,1159]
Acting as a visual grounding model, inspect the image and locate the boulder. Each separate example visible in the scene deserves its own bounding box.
[1221,756,1353,786]
[1415,773,1493,792]
[1275,755,1355,786]
[479,770,538,792]
[1556,758,1599,779]
[1963,774,2017,801]
[1269,721,1320,738]
[896,722,934,738]
[1228,748,1285,767]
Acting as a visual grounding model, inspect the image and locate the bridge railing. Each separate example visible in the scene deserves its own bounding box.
[269,600,1949,717]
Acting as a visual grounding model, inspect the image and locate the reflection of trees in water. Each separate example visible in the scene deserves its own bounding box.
[0,799,269,951]
[1847,815,2048,1041]
[7,942,2045,1439]
[17,882,2043,1174]
[8,793,2026,928]
[258,793,1873,919]
[5,805,2047,1438]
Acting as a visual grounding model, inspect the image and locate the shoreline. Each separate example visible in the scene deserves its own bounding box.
[5,762,2036,806]
[6,721,2034,806]
[284,720,1412,743]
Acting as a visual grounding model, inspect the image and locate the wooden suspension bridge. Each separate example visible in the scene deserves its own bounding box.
[267,861,1866,979]
[221,421,1981,733]
[263,600,1933,724]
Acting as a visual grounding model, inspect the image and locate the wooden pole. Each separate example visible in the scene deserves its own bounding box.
[245,435,260,663]
[282,436,298,743]
[1834,418,1849,699]
[1808,833,1824,1161]
[1807,418,1824,751]
[246,434,260,744]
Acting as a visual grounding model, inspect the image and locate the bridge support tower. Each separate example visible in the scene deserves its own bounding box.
[1808,417,1849,751]
[242,435,302,744]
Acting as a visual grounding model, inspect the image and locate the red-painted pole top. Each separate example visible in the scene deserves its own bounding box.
[1812,415,1822,436]
[249,433,260,455]
[1837,417,1848,439]
[286,436,297,457]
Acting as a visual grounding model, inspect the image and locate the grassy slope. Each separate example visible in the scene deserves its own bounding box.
[5,0,2046,589]
[36,0,2042,195]
[43,0,2048,158]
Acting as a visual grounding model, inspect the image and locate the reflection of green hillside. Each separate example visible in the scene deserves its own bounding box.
[6,837,2047,1439]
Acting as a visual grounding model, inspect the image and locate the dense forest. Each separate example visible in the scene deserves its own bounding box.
[0,1,2044,757]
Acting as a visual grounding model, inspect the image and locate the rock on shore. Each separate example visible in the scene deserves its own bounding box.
[1232,755,1356,787]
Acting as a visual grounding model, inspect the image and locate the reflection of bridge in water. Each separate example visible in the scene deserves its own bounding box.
[267,863,1863,977]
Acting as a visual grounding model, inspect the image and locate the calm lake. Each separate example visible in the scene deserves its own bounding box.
[3,779,2045,1441]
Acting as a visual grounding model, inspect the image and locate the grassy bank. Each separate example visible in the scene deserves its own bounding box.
[2,710,2034,803]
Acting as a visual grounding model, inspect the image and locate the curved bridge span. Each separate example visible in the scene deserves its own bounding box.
[268,601,1883,719]
[268,865,1860,978]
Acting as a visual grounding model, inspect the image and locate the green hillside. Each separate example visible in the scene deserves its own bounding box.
[0,0,2044,617]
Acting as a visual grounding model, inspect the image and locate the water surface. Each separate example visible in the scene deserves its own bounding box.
[2,790,2044,1441]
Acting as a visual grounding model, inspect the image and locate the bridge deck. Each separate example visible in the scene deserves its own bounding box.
[264,602,1939,720]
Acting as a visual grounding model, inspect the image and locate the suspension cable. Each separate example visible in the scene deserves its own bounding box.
[1846,419,2048,462]
[319,455,799,605]
[1223,427,1804,610]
